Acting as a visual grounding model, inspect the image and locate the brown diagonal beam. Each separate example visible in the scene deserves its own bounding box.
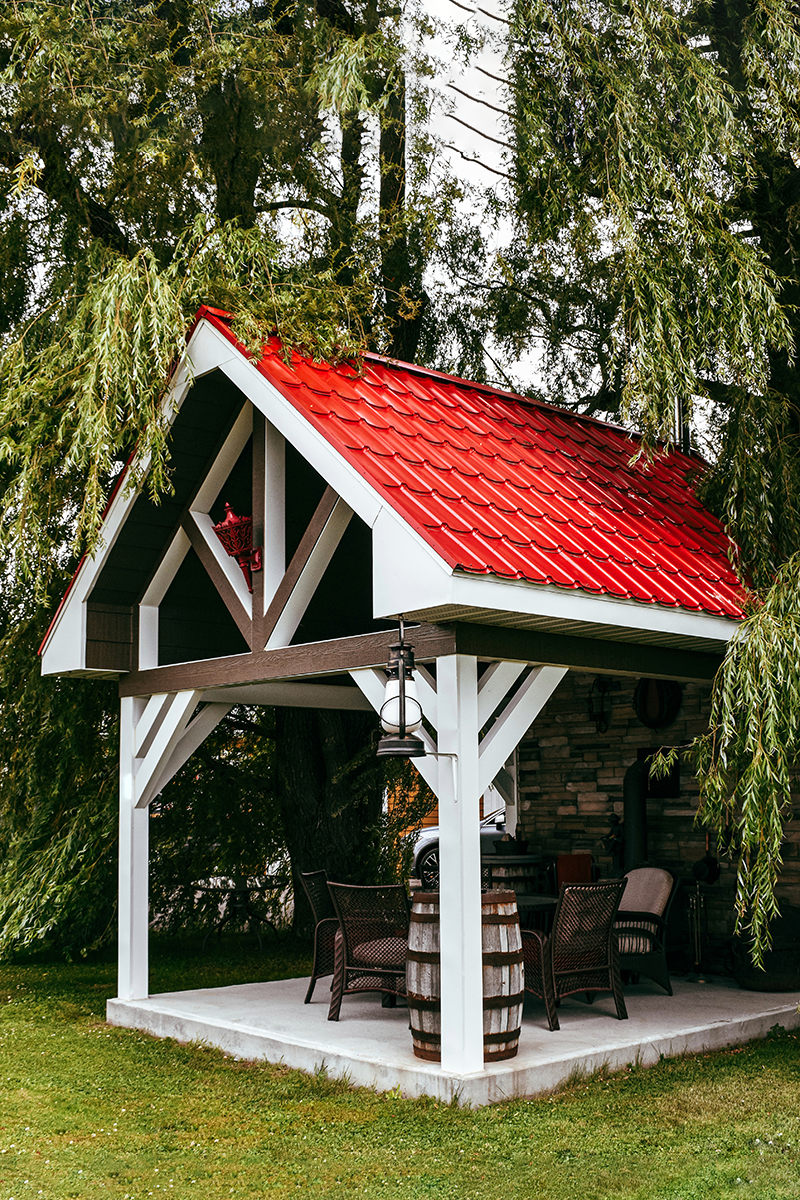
[180,515,252,643]
[119,624,456,697]
[260,484,339,648]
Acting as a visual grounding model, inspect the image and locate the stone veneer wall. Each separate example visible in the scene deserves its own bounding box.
[516,671,800,971]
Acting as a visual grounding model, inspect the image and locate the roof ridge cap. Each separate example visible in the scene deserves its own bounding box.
[362,351,700,460]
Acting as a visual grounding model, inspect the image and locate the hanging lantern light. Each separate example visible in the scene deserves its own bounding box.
[212,503,262,593]
[376,617,426,758]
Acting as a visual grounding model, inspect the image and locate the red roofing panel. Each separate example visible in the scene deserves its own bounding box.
[227,319,746,620]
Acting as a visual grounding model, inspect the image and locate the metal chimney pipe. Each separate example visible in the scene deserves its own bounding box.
[623,759,648,871]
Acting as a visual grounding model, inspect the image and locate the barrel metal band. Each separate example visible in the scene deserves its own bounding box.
[409,912,440,923]
[410,1026,441,1044]
[483,1027,521,1044]
[482,990,524,1009]
[413,1046,441,1061]
[482,949,524,966]
[481,913,520,926]
[407,949,441,964]
[406,993,441,1012]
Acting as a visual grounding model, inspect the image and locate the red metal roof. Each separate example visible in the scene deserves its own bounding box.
[199,316,743,622]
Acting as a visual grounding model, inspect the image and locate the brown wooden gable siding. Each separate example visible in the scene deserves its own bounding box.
[85,603,135,672]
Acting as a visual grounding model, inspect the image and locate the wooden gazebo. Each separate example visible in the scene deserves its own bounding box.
[40,307,744,1077]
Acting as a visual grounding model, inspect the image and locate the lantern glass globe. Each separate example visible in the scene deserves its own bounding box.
[380,677,423,734]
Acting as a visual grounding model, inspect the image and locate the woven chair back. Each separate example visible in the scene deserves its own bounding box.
[618,867,673,917]
[551,879,627,970]
[327,883,410,967]
[301,870,337,923]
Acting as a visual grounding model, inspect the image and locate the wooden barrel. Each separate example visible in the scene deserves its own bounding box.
[406,890,523,1062]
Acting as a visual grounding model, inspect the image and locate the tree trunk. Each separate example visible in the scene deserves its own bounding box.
[379,72,428,361]
[274,706,384,936]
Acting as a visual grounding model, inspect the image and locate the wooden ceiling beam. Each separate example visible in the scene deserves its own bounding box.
[117,619,722,701]
[119,623,456,698]
[452,624,723,683]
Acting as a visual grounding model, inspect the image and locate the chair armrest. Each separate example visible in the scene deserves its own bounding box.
[522,928,547,970]
[316,916,340,947]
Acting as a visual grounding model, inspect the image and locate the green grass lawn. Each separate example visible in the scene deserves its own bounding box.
[1,936,799,1199]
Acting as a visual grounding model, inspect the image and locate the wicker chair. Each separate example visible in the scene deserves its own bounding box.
[326,883,410,1022]
[300,870,339,1004]
[522,878,628,1030]
[615,867,676,995]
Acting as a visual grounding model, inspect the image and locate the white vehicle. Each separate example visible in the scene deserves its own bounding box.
[412,808,507,890]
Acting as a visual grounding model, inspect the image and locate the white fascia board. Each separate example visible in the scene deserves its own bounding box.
[211,336,383,530]
[371,506,454,619]
[40,322,237,676]
[450,572,741,646]
[370,502,740,646]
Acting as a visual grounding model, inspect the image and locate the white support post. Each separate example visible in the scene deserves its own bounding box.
[262,420,285,611]
[118,697,149,1001]
[138,605,159,670]
[436,654,484,1075]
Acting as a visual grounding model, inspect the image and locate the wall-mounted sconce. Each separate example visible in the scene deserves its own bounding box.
[588,676,618,733]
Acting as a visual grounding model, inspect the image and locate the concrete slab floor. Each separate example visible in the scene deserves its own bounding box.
[107,975,800,1107]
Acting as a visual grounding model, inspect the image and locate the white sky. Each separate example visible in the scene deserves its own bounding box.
[421,0,509,188]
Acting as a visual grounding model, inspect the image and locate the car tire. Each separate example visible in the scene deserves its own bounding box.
[418,845,440,891]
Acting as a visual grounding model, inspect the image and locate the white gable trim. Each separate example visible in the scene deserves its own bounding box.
[40,329,205,674]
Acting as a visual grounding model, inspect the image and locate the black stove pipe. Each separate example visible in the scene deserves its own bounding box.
[623,758,648,871]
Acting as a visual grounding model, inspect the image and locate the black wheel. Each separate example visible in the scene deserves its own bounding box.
[418,845,440,891]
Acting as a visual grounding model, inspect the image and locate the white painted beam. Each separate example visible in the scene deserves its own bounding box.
[349,667,440,798]
[140,528,191,607]
[478,661,525,727]
[266,498,353,648]
[146,702,232,802]
[187,510,252,621]
[133,690,204,809]
[263,420,286,610]
[414,663,438,732]
[478,666,567,796]
[133,692,174,759]
[192,404,253,513]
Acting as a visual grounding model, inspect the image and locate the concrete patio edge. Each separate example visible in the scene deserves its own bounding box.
[107,979,800,1106]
